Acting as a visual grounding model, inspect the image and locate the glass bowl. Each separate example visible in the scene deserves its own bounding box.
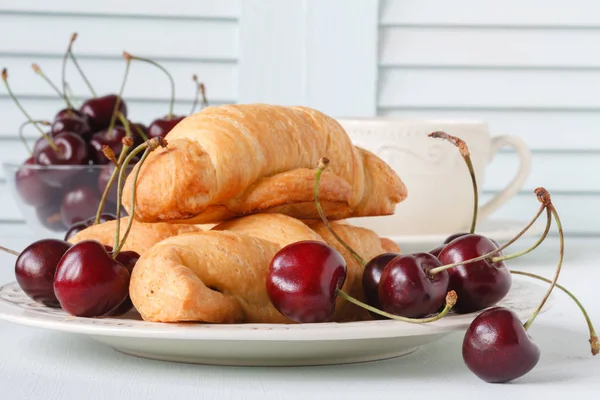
[2,162,131,240]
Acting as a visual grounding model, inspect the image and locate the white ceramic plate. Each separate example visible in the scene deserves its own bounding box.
[0,279,549,366]
[386,219,546,253]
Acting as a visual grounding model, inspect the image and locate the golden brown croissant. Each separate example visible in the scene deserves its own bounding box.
[67,217,202,255]
[122,104,406,224]
[130,213,400,323]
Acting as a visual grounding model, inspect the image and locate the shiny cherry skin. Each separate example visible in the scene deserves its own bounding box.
[429,233,469,257]
[64,213,117,241]
[104,248,140,316]
[89,126,127,164]
[378,252,449,318]
[60,185,100,227]
[54,108,87,122]
[15,157,56,207]
[437,234,511,314]
[51,116,91,139]
[80,94,127,131]
[267,240,347,323]
[463,307,540,383]
[362,253,399,311]
[35,132,90,186]
[35,201,66,232]
[53,240,131,317]
[147,116,185,139]
[15,239,72,307]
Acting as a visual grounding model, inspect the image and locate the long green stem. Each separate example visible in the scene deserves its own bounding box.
[69,52,97,97]
[127,53,175,118]
[107,54,131,135]
[2,69,59,152]
[429,131,478,233]
[94,139,132,225]
[19,120,50,155]
[510,270,598,355]
[315,158,365,266]
[0,245,20,257]
[429,203,546,275]
[189,74,200,114]
[523,204,564,331]
[61,33,77,111]
[337,289,457,323]
[32,63,72,108]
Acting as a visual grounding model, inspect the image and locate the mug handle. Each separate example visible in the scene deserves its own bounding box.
[478,135,532,221]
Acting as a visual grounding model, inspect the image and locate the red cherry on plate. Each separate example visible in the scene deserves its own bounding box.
[15,157,57,207]
[15,238,71,307]
[53,240,131,317]
[80,94,127,131]
[437,234,512,313]
[463,307,540,383]
[361,252,399,311]
[60,185,101,227]
[266,240,347,323]
[378,252,449,318]
[104,248,140,316]
[147,116,185,139]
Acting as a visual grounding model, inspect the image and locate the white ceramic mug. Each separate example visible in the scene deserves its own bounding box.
[337,118,532,236]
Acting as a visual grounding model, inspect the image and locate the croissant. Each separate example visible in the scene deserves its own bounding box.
[122,104,407,224]
[130,213,400,323]
[67,217,202,255]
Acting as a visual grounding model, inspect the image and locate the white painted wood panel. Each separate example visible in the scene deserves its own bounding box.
[0,14,238,60]
[381,0,600,27]
[0,0,240,18]
[379,109,600,151]
[380,28,600,67]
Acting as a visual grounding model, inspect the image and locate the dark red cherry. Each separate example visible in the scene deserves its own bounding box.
[54,108,87,122]
[35,132,90,186]
[60,185,101,227]
[362,253,399,311]
[463,307,540,383]
[437,234,511,314]
[53,240,130,317]
[14,157,57,207]
[147,116,185,139]
[36,201,66,232]
[129,121,149,147]
[429,233,469,257]
[80,94,127,131]
[266,240,347,323]
[51,116,91,139]
[378,252,449,318]
[105,248,139,316]
[15,238,71,307]
[64,213,117,241]
[89,126,127,164]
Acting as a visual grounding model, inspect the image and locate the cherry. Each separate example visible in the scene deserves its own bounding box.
[267,240,347,323]
[80,94,127,131]
[89,127,127,164]
[51,115,91,139]
[35,132,90,186]
[147,116,185,139]
[15,239,71,307]
[361,253,399,311]
[36,201,66,232]
[436,234,511,313]
[378,253,449,318]
[463,307,540,383]
[15,157,57,207]
[64,213,117,241]
[60,185,101,226]
[104,248,140,316]
[54,108,87,123]
[53,240,131,317]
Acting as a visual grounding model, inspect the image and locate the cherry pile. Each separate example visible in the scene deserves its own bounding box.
[2,33,208,233]
[266,134,599,383]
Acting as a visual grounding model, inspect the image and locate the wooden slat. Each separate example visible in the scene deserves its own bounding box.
[1,57,237,104]
[378,68,600,108]
[0,0,240,19]
[0,14,238,60]
[377,108,600,151]
[380,0,600,27]
[380,27,600,67]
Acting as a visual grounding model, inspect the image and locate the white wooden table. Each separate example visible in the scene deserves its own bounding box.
[0,233,598,400]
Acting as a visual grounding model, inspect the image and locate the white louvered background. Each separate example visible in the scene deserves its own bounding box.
[378,0,600,236]
[0,1,239,224]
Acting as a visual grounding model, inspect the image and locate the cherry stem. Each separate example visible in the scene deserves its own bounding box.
[133,124,148,141]
[2,69,59,152]
[315,157,366,266]
[523,201,564,331]
[337,289,457,323]
[127,53,175,119]
[429,131,478,234]
[68,42,97,98]
[200,83,208,108]
[113,138,167,257]
[19,120,50,156]
[510,270,598,355]
[32,63,72,109]
[64,82,79,108]
[61,33,77,110]
[94,137,133,225]
[491,207,552,263]
[190,75,200,114]
[116,112,132,139]
[429,199,547,276]
[0,245,20,257]
[107,53,132,135]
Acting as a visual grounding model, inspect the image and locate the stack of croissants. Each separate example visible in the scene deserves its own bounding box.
[68,104,408,324]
